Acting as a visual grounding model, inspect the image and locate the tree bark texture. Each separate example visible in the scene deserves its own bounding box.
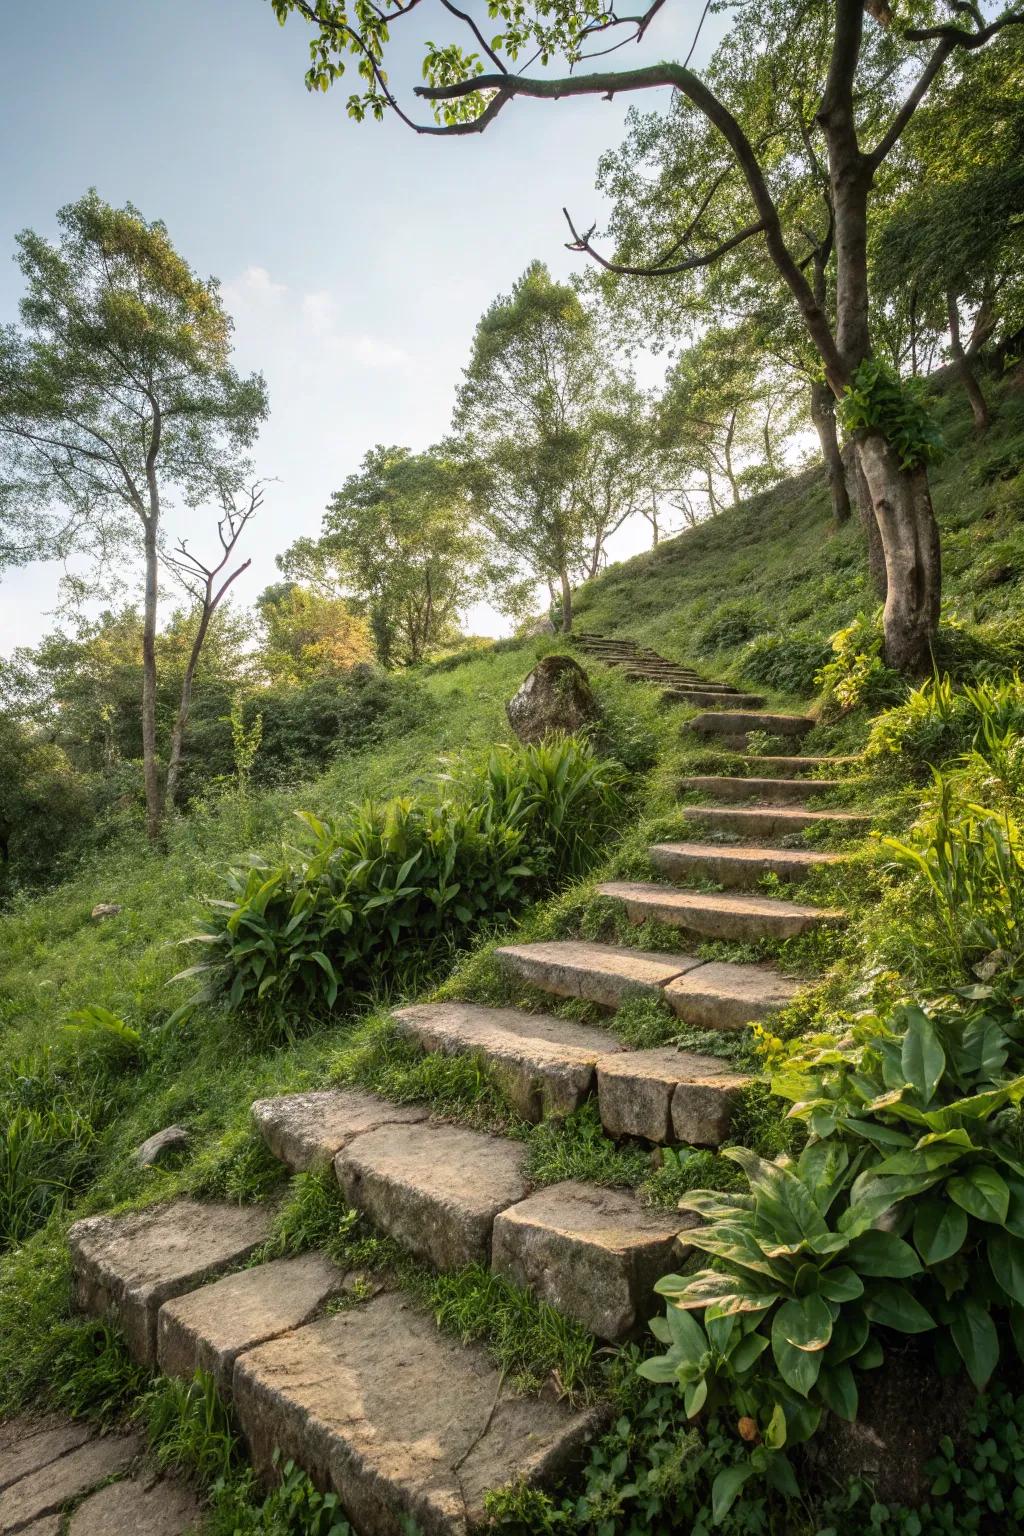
[856,433,941,674]
[141,516,162,839]
[948,291,990,432]
[559,568,573,633]
[810,381,852,525]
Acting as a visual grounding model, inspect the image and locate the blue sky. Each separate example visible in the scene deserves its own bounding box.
[0,0,723,650]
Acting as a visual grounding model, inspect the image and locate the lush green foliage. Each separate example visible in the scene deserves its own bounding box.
[868,672,1024,773]
[176,736,623,1025]
[837,361,944,472]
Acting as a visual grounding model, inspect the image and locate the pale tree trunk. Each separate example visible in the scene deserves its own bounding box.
[723,410,740,504]
[165,609,212,812]
[947,289,990,433]
[856,432,940,673]
[559,568,573,633]
[844,440,887,600]
[141,513,162,839]
[810,380,852,525]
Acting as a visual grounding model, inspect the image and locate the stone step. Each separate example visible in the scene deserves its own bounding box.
[597,1046,750,1144]
[392,1001,624,1121]
[650,840,845,888]
[394,1001,745,1150]
[681,803,870,838]
[252,1088,429,1173]
[598,880,843,940]
[68,1200,273,1364]
[497,939,802,1029]
[742,754,861,777]
[691,709,814,739]
[0,1428,145,1535]
[491,1182,693,1340]
[334,1121,530,1271]
[665,689,767,709]
[157,1252,347,1393]
[679,774,851,804]
[232,1292,601,1534]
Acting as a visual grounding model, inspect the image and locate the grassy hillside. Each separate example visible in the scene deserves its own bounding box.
[1,370,1023,1531]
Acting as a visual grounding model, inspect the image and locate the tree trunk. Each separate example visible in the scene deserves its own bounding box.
[947,290,990,433]
[810,380,852,525]
[723,410,740,504]
[856,433,941,673]
[559,568,573,633]
[165,605,212,812]
[845,440,887,600]
[141,515,162,839]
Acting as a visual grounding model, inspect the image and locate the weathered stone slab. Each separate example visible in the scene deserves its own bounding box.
[392,1002,624,1121]
[491,1181,691,1339]
[744,755,860,777]
[596,1046,748,1145]
[681,804,868,838]
[0,1419,93,1492]
[69,1200,273,1364]
[679,775,846,803]
[664,960,801,1030]
[67,1476,202,1536]
[335,1122,529,1270]
[664,690,766,709]
[157,1251,345,1392]
[506,655,599,745]
[21,1517,60,1536]
[496,940,701,1009]
[598,881,842,940]
[232,1294,601,1536]
[0,1434,140,1533]
[690,710,814,738]
[252,1088,429,1173]
[134,1125,189,1168]
[650,841,843,889]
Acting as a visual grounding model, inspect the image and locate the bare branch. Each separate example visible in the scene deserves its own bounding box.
[563,205,767,276]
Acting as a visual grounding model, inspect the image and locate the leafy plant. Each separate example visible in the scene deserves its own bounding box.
[838,359,943,471]
[817,614,906,716]
[173,736,623,1027]
[868,672,1024,773]
[205,1454,354,1536]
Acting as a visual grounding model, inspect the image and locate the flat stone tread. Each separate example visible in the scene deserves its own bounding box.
[252,1088,429,1172]
[231,1294,601,1534]
[66,1476,203,1536]
[0,1420,93,1492]
[691,710,813,732]
[597,1045,749,1089]
[494,1180,686,1250]
[743,755,861,774]
[679,775,844,796]
[599,881,843,921]
[157,1252,346,1387]
[651,840,844,869]
[69,1200,271,1294]
[0,1434,141,1533]
[393,1001,623,1060]
[496,940,705,1010]
[337,1120,528,1212]
[683,803,869,825]
[664,960,803,1024]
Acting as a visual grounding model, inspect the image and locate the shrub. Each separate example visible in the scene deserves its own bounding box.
[817,613,905,717]
[741,633,832,696]
[695,603,769,653]
[642,990,1024,1517]
[837,358,943,470]
[868,672,1024,770]
[174,736,624,1026]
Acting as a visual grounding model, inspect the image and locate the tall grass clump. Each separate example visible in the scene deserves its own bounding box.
[174,736,624,1029]
[867,672,1024,771]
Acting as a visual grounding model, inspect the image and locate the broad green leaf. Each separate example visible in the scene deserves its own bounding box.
[665,1304,709,1362]
[947,1165,1010,1224]
[636,1353,680,1384]
[901,1007,945,1102]
[683,1377,708,1418]
[819,1266,864,1302]
[914,1199,968,1264]
[863,1283,935,1334]
[818,1363,858,1422]
[950,1298,999,1391]
[729,1332,770,1374]
[845,1230,922,1278]
[987,1231,1024,1305]
[771,1298,830,1395]
[712,1462,756,1523]
[763,1401,787,1450]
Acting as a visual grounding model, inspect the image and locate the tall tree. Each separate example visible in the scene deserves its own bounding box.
[0,191,267,835]
[454,262,604,632]
[282,444,509,666]
[268,0,1023,671]
[256,580,373,683]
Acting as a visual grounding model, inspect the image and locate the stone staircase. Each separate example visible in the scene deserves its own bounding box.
[61,632,869,1535]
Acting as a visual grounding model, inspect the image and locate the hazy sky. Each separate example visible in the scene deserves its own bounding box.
[0,0,724,651]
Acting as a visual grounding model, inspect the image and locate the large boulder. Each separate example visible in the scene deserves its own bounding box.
[506,655,599,745]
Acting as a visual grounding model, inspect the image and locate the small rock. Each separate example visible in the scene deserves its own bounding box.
[90,903,121,921]
[506,655,599,745]
[134,1126,189,1168]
